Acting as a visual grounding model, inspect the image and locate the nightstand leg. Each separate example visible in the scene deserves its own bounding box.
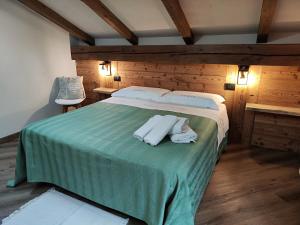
[242,111,255,146]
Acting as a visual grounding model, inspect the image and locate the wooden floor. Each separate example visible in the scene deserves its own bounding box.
[0,139,299,225]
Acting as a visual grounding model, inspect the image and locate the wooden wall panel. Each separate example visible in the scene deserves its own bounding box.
[75,60,300,150]
[257,66,300,107]
[241,66,262,145]
[71,44,300,66]
[250,66,300,152]
[116,62,227,96]
[76,60,100,105]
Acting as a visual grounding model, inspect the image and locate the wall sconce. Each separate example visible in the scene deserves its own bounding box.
[237,65,249,85]
[99,61,111,76]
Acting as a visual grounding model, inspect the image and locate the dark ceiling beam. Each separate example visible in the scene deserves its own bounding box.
[257,0,278,43]
[161,0,194,45]
[81,0,138,45]
[71,44,300,66]
[18,0,95,45]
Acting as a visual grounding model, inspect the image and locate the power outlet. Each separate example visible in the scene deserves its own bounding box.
[224,83,236,91]
[113,75,121,82]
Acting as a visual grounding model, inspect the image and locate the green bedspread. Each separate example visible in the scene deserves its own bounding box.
[8,102,226,225]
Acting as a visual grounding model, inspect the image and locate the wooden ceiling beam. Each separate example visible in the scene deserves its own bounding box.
[81,0,138,45]
[257,0,278,43]
[18,0,95,45]
[161,0,194,45]
[71,44,300,66]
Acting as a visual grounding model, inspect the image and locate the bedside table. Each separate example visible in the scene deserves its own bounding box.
[242,103,300,152]
[93,87,118,100]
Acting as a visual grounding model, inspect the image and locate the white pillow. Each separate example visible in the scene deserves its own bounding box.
[159,91,225,110]
[112,86,170,101]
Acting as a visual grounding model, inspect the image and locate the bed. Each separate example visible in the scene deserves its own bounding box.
[8,96,229,225]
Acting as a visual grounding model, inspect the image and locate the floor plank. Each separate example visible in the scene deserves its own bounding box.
[0,140,299,225]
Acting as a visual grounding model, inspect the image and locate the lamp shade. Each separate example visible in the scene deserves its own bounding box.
[99,61,111,76]
[237,65,249,85]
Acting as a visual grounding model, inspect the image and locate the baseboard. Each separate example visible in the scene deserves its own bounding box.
[0,132,20,144]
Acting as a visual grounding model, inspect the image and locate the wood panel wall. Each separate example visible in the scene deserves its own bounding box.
[250,66,300,152]
[76,61,300,151]
[258,66,300,107]
[76,60,100,105]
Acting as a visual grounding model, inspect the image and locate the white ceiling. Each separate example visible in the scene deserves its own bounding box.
[180,0,262,34]
[40,0,300,38]
[272,0,300,32]
[39,0,118,37]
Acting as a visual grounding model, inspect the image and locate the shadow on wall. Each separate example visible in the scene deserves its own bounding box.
[268,31,300,43]
[26,78,62,125]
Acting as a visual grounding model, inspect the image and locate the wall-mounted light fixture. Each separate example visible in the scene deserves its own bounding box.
[99,61,111,76]
[237,65,249,85]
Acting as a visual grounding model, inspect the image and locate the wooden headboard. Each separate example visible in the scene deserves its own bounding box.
[115,62,227,95]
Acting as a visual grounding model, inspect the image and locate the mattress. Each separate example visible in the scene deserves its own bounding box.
[8,99,229,225]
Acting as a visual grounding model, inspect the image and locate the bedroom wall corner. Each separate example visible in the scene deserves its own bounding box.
[0,0,77,138]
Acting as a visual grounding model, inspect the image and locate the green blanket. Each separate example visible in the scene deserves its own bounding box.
[8,102,226,225]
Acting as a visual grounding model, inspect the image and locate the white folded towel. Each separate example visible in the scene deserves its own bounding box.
[133,115,162,141]
[170,126,198,143]
[169,117,189,135]
[144,115,178,146]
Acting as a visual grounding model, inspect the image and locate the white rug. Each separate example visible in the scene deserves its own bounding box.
[2,189,129,225]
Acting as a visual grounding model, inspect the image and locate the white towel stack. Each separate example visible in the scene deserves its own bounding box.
[133,115,162,141]
[170,127,198,143]
[144,115,178,146]
[133,115,198,146]
[169,117,189,135]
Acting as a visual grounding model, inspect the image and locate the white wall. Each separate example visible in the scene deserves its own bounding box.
[0,0,76,138]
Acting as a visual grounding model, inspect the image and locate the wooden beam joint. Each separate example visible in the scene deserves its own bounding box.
[256,34,268,44]
[257,0,278,43]
[162,0,194,45]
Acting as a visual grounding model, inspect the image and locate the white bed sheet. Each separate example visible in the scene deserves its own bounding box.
[103,97,229,146]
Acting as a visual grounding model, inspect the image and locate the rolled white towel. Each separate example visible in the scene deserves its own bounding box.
[169,117,189,135]
[133,115,162,141]
[144,115,178,146]
[170,126,198,144]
